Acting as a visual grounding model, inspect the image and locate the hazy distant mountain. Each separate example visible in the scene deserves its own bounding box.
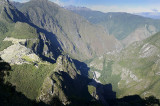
[67,7,160,46]
[64,5,91,11]
[135,12,160,19]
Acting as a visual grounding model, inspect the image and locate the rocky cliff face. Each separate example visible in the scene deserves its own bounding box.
[38,55,79,105]
[38,55,118,105]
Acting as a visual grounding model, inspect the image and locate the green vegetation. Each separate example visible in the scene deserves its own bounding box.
[0,58,36,105]
[145,32,160,48]
[22,55,35,62]
[1,0,160,105]
[88,85,96,95]
[0,21,12,51]
[5,63,56,100]
[0,1,57,101]
[0,2,39,52]
[88,32,160,99]
[0,19,38,51]
[7,22,38,39]
[0,22,8,34]
[0,41,12,51]
[25,39,39,49]
[98,60,121,92]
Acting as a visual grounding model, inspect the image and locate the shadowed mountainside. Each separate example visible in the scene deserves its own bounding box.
[0,0,160,106]
[1,57,160,106]
[0,0,63,63]
[15,0,122,61]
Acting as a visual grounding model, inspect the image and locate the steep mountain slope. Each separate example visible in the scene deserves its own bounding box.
[67,7,160,46]
[0,0,160,105]
[0,0,63,62]
[0,1,116,105]
[88,32,160,100]
[16,0,122,61]
[0,0,70,104]
[0,0,28,22]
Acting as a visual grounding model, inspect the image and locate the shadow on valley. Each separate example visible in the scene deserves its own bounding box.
[70,59,160,106]
[27,22,63,64]
[0,57,63,106]
[73,59,90,76]
[0,57,160,106]
[0,58,34,105]
[71,59,116,105]
[108,95,160,106]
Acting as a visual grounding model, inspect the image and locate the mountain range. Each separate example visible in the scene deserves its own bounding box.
[0,0,160,105]
[135,12,160,19]
[15,0,122,61]
[66,6,160,46]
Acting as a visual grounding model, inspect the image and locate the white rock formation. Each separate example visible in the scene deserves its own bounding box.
[139,43,158,58]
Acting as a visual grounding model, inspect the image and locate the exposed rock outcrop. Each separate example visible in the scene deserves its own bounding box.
[38,55,80,105]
